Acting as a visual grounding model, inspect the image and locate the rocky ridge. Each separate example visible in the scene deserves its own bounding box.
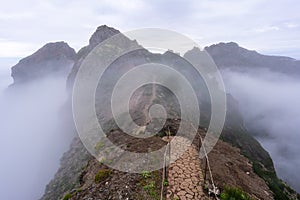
[33,25,300,200]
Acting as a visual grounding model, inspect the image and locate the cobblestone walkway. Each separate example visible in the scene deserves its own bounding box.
[163,136,205,200]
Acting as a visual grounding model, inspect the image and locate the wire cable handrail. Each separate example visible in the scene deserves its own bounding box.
[191,124,219,199]
[160,139,170,200]
[159,124,219,200]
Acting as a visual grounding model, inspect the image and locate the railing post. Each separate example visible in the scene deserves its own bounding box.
[204,158,208,181]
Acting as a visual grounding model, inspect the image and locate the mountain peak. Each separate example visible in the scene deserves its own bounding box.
[218,42,239,47]
[205,42,241,52]
[11,41,76,84]
[19,42,76,65]
[184,46,202,57]
[202,42,300,76]
[89,25,120,47]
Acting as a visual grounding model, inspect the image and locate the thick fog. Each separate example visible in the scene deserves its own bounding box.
[222,68,300,192]
[0,58,16,93]
[0,74,74,199]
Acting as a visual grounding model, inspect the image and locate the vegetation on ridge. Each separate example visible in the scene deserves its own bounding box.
[221,128,299,200]
[220,186,253,200]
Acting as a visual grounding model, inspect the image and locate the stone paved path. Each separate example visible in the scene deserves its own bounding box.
[163,136,205,200]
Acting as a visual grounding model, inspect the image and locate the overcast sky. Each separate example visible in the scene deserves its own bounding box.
[0,0,299,61]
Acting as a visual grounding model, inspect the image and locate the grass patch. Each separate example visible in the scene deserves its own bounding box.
[94,169,112,183]
[252,162,291,200]
[220,186,253,200]
[143,181,158,197]
[141,171,151,179]
[163,180,168,186]
[137,171,161,199]
[221,128,299,199]
[143,181,155,191]
[62,193,72,200]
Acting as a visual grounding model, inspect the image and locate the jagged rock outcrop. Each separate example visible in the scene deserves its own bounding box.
[66,25,139,90]
[75,25,121,60]
[11,42,76,85]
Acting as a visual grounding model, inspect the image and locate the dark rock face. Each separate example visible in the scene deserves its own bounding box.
[203,42,300,76]
[89,25,120,48]
[11,42,76,85]
[41,137,91,200]
[76,25,121,60]
[66,25,139,90]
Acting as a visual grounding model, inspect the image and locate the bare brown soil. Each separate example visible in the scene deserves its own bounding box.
[59,119,274,200]
[193,130,273,200]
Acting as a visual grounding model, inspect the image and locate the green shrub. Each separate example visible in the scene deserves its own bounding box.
[76,188,82,193]
[220,186,253,200]
[149,190,157,197]
[163,180,168,186]
[62,193,72,200]
[143,181,155,190]
[141,171,151,179]
[252,162,290,200]
[94,169,112,183]
[157,131,166,137]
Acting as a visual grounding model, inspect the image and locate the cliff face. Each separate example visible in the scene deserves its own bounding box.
[40,26,299,200]
[11,42,76,85]
[66,25,139,90]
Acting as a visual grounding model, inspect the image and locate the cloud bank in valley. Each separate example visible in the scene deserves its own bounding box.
[222,68,300,192]
[0,75,73,200]
[0,58,18,92]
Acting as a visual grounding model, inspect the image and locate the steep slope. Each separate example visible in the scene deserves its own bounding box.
[185,45,300,199]
[195,131,273,200]
[42,25,140,200]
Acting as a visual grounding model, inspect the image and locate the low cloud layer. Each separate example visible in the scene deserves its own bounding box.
[0,58,18,92]
[0,75,73,200]
[222,68,300,192]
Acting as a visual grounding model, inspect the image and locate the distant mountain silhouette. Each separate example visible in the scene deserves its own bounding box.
[10,42,76,85]
[199,42,300,76]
